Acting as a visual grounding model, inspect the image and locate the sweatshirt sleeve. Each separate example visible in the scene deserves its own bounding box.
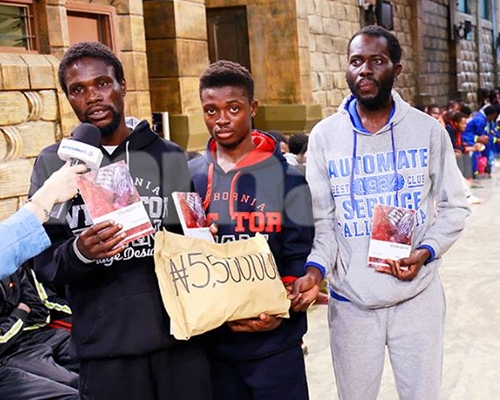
[0,208,50,280]
[278,169,316,280]
[418,125,470,261]
[304,125,337,277]
[0,306,29,357]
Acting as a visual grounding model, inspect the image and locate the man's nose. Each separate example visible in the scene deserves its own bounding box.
[359,61,373,76]
[86,87,103,103]
[216,112,229,125]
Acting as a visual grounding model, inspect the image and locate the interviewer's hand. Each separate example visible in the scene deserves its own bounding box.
[42,163,88,204]
[227,313,282,332]
[27,163,87,223]
[76,220,127,260]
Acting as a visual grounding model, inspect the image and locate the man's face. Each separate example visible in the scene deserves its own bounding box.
[428,107,441,120]
[200,85,258,150]
[63,57,126,138]
[346,34,401,110]
[457,118,467,132]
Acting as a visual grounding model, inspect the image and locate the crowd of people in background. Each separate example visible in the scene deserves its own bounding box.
[422,89,500,205]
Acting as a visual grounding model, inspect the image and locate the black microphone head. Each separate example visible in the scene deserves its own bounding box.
[71,123,102,147]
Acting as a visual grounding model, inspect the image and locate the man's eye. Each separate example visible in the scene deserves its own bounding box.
[206,109,216,116]
[98,80,108,87]
[230,106,239,113]
[373,59,383,65]
[351,60,361,67]
[71,87,83,95]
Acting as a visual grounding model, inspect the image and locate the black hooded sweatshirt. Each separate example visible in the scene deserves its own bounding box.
[29,119,193,360]
[188,131,315,359]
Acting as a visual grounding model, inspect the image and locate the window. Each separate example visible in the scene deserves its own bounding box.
[66,3,116,49]
[479,0,489,20]
[457,0,470,14]
[0,0,37,51]
[206,7,251,71]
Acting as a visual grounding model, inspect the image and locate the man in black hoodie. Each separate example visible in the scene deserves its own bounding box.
[29,42,211,400]
[189,60,323,400]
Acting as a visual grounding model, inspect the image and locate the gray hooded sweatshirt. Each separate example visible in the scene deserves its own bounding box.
[306,91,470,309]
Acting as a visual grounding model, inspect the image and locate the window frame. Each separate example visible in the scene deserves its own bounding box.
[0,0,40,53]
[65,2,117,51]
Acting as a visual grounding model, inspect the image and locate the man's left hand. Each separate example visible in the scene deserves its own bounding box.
[286,267,323,312]
[376,248,430,281]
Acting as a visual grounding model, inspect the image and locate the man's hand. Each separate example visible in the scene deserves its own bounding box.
[17,302,31,314]
[227,313,282,332]
[376,248,430,281]
[286,267,323,312]
[77,220,127,260]
[477,134,490,145]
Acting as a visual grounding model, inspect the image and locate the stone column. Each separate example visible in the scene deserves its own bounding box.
[144,0,210,150]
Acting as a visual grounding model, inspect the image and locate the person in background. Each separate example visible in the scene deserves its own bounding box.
[284,133,309,168]
[189,60,321,400]
[445,111,484,204]
[462,105,497,178]
[305,26,470,400]
[426,103,445,126]
[29,41,211,400]
[0,263,78,399]
[0,163,85,280]
[267,129,290,154]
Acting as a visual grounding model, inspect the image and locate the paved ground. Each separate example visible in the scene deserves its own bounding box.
[304,170,500,400]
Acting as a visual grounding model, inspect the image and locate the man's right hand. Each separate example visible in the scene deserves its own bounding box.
[77,220,127,260]
[17,303,31,314]
[227,313,282,332]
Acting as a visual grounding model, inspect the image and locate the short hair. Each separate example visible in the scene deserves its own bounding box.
[199,60,254,101]
[348,25,402,65]
[483,105,497,116]
[451,112,467,124]
[58,41,124,95]
[267,130,288,144]
[288,133,309,155]
[427,104,441,113]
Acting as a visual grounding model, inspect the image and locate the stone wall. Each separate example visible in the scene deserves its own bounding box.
[0,0,149,222]
[307,0,417,118]
[417,0,451,107]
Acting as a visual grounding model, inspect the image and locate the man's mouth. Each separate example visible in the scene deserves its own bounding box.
[216,129,233,138]
[357,79,378,90]
[86,107,111,120]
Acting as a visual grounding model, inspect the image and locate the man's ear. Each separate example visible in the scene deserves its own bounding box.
[120,79,127,97]
[394,63,403,77]
[250,99,259,118]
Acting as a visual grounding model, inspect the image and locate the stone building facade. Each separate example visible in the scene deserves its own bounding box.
[1,0,499,221]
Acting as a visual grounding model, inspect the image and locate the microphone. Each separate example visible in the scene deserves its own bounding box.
[50,123,103,221]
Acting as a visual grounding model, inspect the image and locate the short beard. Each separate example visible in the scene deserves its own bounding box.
[90,109,121,138]
[348,75,395,111]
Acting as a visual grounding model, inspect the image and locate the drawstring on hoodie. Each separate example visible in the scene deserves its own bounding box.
[202,161,241,220]
[125,141,130,168]
[349,122,399,210]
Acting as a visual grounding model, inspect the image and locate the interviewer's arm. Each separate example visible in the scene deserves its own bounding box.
[0,164,86,279]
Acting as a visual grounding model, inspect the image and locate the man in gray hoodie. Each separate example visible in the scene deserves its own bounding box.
[305,26,470,400]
